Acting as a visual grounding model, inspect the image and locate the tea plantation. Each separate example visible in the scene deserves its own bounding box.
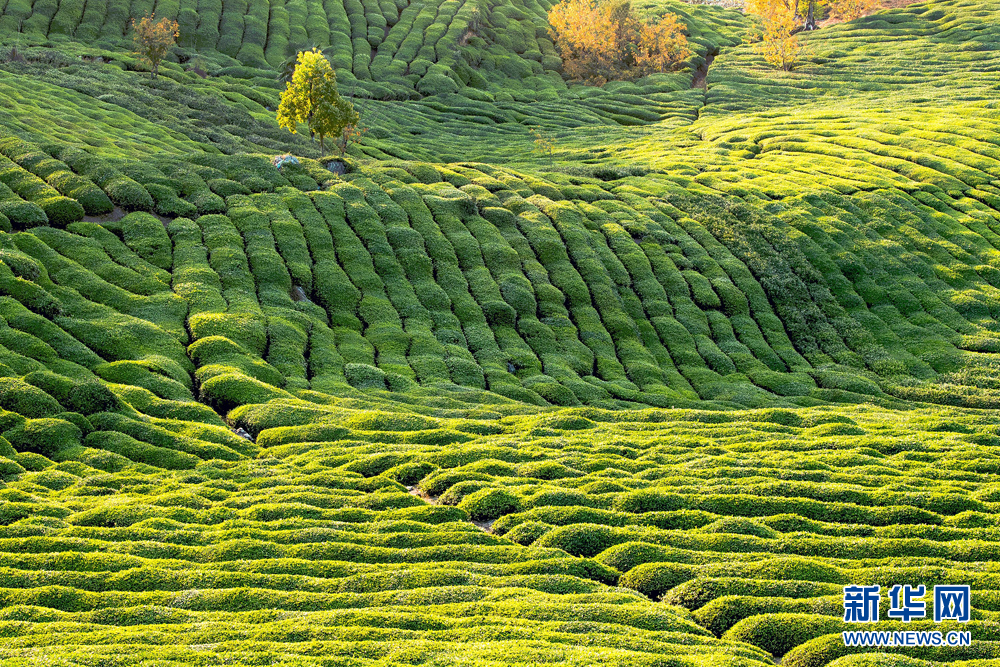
[0,0,999,663]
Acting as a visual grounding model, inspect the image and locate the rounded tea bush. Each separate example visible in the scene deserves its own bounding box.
[724,613,845,657]
[0,455,25,477]
[504,520,553,546]
[618,562,697,601]
[534,523,620,558]
[440,480,492,506]
[345,363,388,391]
[67,383,121,416]
[699,517,779,539]
[0,378,63,418]
[55,412,93,436]
[0,250,41,280]
[536,414,597,431]
[458,487,522,521]
[0,200,47,228]
[207,178,250,197]
[105,176,154,212]
[382,461,438,486]
[4,418,82,458]
[199,372,293,413]
[613,489,687,513]
[38,196,84,226]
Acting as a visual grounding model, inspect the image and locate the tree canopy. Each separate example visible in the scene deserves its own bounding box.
[547,0,691,85]
[276,49,359,153]
[131,13,179,79]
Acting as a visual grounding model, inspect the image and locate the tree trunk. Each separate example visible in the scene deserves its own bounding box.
[805,0,817,29]
[319,134,325,153]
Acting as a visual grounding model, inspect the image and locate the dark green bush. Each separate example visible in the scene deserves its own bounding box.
[0,199,48,228]
[105,176,154,212]
[38,196,84,226]
[207,178,250,197]
[24,371,120,415]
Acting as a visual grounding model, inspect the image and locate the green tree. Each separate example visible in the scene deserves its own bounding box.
[276,49,359,153]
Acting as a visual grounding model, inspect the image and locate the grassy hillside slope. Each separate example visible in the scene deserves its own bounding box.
[0,0,999,664]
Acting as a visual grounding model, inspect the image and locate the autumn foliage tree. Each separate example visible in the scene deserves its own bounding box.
[745,0,800,70]
[746,0,877,70]
[830,0,879,20]
[131,14,179,79]
[548,0,691,85]
[277,49,359,153]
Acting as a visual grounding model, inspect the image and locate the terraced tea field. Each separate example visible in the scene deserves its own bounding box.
[0,0,999,663]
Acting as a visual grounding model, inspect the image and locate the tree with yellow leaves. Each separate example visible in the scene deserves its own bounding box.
[746,0,879,70]
[745,0,800,71]
[277,49,359,153]
[548,0,691,85]
[131,13,179,79]
[635,12,693,76]
[830,0,879,20]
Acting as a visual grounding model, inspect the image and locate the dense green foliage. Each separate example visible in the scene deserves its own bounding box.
[0,0,998,664]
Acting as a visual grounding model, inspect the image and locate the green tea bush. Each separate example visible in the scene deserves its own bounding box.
[105,177,155,212]
[208,178,251,197]
[592,540,688,572]
[0,261,63,318]
[24,371,120,415]
[698,517,779,539]
[345,362,388,390]
[4,417,82,458]
[48,172,114,215]
[0,197,48,229]
[121,213,172,270]
[0,377,63,417]
[613,489,687,513]
[695,595,843,636]
[84,430,199,470]
[458,487,522,520]
[38,196,85,227]
[504,520,553,545]
[0,455,25,478]
[533,523,620,557]
[146,184,199,218]
[198,372,294,413]
[618,561,697,600]
[255,422,351,446]
[724,613,845,656]
[189,317,268,357]
[382,461,438,485]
